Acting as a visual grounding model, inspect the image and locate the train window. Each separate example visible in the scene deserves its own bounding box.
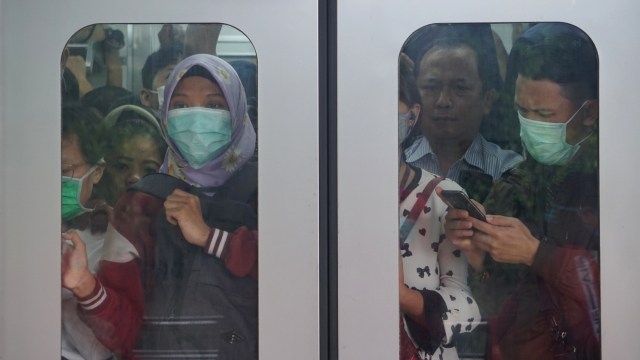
[398,22,600,359]
[61,23,259,359]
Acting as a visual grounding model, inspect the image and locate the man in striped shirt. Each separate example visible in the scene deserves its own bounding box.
[403,24,522,201]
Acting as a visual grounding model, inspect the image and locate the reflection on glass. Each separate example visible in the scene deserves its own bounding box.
[61,23,259,360]
[399,23,600,359]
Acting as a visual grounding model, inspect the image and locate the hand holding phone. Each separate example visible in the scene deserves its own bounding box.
[439,190,487,221]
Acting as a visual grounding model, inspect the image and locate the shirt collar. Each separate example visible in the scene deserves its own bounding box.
[404,134,488,170]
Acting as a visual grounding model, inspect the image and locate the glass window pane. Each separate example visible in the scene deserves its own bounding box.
[61,23,259,360]
[398,22,600,359]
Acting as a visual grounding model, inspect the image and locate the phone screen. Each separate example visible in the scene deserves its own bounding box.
[440,190,487,221]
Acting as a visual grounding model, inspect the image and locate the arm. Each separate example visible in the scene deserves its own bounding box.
[203,226,258,278]
[64,55,93,97]
[72,190,162,358]
[76,260,144,359]
[401,238,481,352]
[164,189,258,278]
[61,228,144,359]
[531,242,600,350]
[400,183,481,352]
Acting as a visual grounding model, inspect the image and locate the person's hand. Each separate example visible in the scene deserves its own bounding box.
[65,55,88,81]
[436,187,486,271]
[157,24,185,48]
[64,54,93,96]
[164,189,210,247]
[61,230,95,297]
[468,215,540,266]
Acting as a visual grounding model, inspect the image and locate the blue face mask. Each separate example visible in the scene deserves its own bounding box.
[167,107,232,169]
[518,101,591,166]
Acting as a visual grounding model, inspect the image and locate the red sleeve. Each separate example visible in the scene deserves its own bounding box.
[76,190,163,359]
[77,260,143,359]
[531,243,600,351]
[203,226,258,278]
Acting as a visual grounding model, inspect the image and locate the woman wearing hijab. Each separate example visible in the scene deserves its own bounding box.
[62,54,258,360]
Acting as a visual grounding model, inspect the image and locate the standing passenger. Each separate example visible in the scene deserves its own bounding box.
[398,53,479,360]
[403,24,522,202]
[62,54,258,359]
[60,104,112,360]
[95,104,166,207]
[139,43,184,111]
[443,23,600,359]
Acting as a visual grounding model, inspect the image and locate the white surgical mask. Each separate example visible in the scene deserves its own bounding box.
[398,110,416,144]
[518,101,591,166]
[156,85,165,109]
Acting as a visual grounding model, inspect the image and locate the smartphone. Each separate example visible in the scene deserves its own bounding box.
[440,190,487,221]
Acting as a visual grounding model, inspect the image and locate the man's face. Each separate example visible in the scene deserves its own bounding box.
[140,63,176,109]
[515,75,590,145]
[152,64,176,91]
[417,45,493,144]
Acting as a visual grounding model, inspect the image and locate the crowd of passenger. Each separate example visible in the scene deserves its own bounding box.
[60,24,258,360]
[398,23,600,360]
[58,21,600,360]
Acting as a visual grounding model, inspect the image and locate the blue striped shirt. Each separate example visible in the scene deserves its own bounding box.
[404,135,523,183]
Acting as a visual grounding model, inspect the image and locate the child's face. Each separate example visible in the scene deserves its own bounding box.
[106,134,163,201]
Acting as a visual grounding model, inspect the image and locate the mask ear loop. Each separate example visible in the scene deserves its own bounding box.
[565,100,589,126]
[565,100,595,146]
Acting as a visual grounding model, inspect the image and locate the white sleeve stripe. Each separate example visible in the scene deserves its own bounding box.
[79,284,107,310]
[83,288,107,310]
[78,284,104,305]
[206,228,218,255]
[216,231,229,258]
[211,228,223,256]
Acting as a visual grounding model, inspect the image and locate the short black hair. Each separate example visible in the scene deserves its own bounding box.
[141,43,184,89]
[398,53,420,107]
[404,23,501,92]
[81,85,134,117]
[506,23,598,105]
[62,103,106,166]
[398,53,423,149]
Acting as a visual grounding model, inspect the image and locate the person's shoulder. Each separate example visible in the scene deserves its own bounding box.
[476,136,523,173]
[419,169,464,192]
[480,137,522,160]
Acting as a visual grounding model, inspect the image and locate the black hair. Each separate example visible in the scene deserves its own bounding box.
[398,53,423,149]
[229,60,258,132]
[81,85,134,117]
[398,53,420,107]
[61,103,106,166]
[506,23,599,106]
[141,43,184,89]
[182,64,216,83]
[61,68,80,104]
[404,23,502,92]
